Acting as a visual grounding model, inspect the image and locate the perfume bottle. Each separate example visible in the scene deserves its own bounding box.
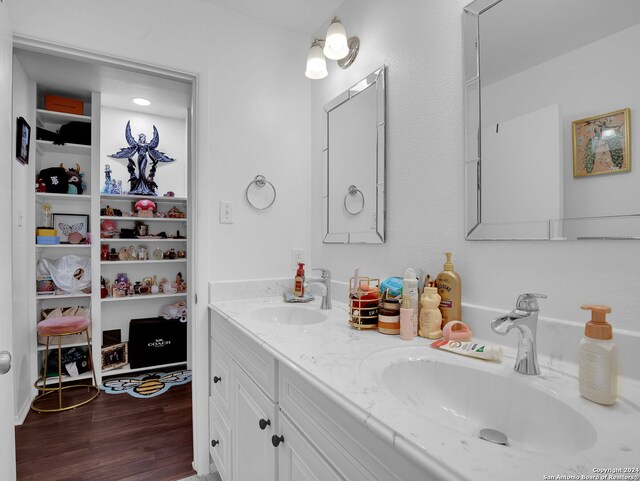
[153,246,163,260]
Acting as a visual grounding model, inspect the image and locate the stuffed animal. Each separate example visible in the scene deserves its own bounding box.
[60,163,84,195]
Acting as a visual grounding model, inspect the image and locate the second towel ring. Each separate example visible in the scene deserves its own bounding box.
[344,185,365,215]
[246,175,276,210]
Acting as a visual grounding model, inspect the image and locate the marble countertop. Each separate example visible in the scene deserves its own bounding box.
[209,296,640,481]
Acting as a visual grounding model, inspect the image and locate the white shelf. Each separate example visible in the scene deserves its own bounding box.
[36,244,91,249]
[101,259,186,265]
[36,192,91,201]
[100,238,187,243]
[102,361,187,378]
[37,109,91,124]
[101,292,187,303]
[100,216,187,222]
[36,139,91,155]
[39,371,95,386]
[101,194,187,204]
[37,340,91,352]
[36,293,92,300]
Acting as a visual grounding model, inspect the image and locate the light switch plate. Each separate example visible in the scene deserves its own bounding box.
[219,201,233,224]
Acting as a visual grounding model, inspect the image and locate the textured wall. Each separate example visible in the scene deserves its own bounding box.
[309,0,640,332]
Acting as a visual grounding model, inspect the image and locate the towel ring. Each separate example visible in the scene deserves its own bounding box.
[343,185,365,215]
[245,175,276,210]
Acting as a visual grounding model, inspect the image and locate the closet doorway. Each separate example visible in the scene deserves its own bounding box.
[11,41,199,481]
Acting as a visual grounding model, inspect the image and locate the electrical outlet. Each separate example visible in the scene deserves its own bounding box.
[291,248,305,269]
[219,201,233,224]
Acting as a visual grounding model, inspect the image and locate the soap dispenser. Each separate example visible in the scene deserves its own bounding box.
[579,305,617,405]
[294,263,305,297]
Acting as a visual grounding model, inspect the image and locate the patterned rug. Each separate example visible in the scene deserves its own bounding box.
[102,369,192,398]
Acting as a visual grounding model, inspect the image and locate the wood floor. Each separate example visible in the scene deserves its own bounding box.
[16,381,195,481]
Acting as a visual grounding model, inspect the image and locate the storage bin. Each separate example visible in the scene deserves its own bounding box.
[128,317,187,369]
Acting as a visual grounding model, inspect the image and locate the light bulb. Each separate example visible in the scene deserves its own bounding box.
[323,19,349,60]
[305,43,328,79]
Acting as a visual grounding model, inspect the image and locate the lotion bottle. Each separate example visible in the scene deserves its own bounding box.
[579,305,617,405]
[403,268,419,336]
[436,252,461,327]
[419,287,443,339]
[294,263,305,297]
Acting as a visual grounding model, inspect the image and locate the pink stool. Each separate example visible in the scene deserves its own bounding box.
[31,316,99,413]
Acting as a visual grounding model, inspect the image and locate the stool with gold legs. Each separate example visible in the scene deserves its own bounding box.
[31,316,99,413]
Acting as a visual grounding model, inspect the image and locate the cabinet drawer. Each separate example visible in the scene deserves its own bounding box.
[209,397,232,481]
[279,363,429,481]
[211,340,232,420]
[211,310,277,401]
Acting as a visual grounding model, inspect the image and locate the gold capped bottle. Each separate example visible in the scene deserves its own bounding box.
[436,252,461,327]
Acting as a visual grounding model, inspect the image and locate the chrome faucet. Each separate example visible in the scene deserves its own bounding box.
[491,293,546,375]
[304,268,332,310]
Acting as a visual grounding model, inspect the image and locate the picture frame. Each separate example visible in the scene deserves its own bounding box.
[16,116,31,165]
[101,342,128,372]
[572,108,631,178]
[52,213,89,243]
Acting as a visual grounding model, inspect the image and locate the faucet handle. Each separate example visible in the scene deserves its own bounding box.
[516,293,547,312]
[313,268,331,279]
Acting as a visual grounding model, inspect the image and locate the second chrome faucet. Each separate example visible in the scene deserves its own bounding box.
[491,293,546,375]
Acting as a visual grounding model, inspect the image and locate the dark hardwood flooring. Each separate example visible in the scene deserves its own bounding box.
[16,382,195,481]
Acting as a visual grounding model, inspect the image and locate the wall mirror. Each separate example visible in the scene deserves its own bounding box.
[464,0,640,240]
[323,66,386,244]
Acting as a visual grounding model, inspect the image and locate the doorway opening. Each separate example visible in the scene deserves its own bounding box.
[11,40,199,481]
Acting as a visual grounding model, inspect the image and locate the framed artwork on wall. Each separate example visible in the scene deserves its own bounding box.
[16,116,31,165]
[572,108,631,178]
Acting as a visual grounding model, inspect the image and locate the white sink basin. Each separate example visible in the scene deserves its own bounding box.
[364,346,597,455]
[248,305,328,325]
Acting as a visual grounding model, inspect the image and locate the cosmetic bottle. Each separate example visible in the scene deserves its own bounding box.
[419,287,443,339]
[403,268,419,336]
[294,263,305,297]
[399,296,414,341]
[436,252,461,327]
[579,305,617,405]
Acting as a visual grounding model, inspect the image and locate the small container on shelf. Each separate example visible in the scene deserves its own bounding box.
[348,277,381,330]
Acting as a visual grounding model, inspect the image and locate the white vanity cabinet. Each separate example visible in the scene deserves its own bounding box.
[209,309,429,481]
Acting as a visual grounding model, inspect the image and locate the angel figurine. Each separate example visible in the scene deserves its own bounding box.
[108,121,176,196]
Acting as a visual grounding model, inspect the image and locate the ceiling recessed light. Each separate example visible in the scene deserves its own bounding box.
[132,98,151,106]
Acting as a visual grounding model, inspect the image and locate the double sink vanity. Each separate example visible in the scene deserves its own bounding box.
[207,282,639,481]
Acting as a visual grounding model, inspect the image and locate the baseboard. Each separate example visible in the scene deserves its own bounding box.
[14,395,31,426]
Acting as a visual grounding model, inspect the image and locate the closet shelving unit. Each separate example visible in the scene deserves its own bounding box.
[98,194,188,379]
[32,92,100,389]
[32,91,190,388]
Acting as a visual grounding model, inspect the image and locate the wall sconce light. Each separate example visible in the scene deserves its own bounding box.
[305,17,359,79]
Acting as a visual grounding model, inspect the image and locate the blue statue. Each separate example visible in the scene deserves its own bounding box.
[102,164,112,194]
[108,121,176,196]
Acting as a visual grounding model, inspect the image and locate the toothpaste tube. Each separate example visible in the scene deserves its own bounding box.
[431,339,502,362]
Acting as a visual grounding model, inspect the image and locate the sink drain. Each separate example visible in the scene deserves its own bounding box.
[479,428,508,446]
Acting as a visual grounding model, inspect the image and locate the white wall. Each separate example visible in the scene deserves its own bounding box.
[482,23,640,220]
[100,107,187,197]
[7,0,311,280]
[11,56,35,422]
[310,0,640,333]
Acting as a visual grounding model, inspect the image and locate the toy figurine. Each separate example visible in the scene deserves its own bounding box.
[102,164,113,194]
[109,121,176,196]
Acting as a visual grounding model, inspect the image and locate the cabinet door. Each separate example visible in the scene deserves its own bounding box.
[232,365,277,481]
[279,416,344,481]
[209,397,232,481]
[211,340,232,419]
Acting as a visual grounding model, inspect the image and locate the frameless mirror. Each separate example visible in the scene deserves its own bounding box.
[323,66,386,244]
[464,0,640,240]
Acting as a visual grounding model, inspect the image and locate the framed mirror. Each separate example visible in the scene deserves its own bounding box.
[323,66,386,244]
[464,0,640,240]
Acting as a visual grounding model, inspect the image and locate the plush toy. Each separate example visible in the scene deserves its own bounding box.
[60,163,84,195]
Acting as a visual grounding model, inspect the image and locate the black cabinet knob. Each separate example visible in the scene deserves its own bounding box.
[211,439,219,447]
[259,418,271,430]
[271,434,284,447]
[213,376,222,384]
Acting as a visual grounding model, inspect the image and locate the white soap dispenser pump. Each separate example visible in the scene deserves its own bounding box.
[578,305,617,405]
